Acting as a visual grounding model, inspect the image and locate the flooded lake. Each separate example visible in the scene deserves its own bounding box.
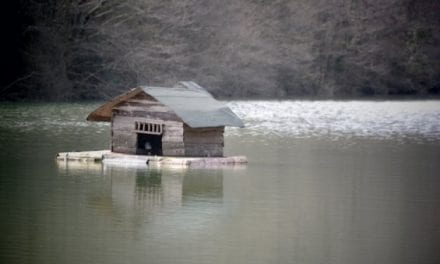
[1,101,439,264]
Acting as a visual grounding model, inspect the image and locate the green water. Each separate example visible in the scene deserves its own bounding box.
[0,102,439,264]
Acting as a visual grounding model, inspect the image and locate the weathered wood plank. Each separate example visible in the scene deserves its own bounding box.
[101,152,247,167]
[162,123,184,144]
[112,127,137,153]
[186,156,247,166]
[110,107,230,158]
[185,150,223,157]
[115,105,172,113]
[184,127,223,139]
[113,110,182,122]
[163,125,184,134]
[112,146,137,155]
[183,127,224,144]
[185,143,224,157]
[184,125,224,133]
[184,143,224,149]
[183,133,223,140]
[56,150,110,161]
[162,149,185,156]
[162,135,184,142]
[184,136,224,144]
[162,141,185,149]
[112,115,182,132]
[163,131,183,138]
[162,121,184,127]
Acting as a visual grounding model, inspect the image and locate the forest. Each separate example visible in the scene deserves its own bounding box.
[1,0,439,100]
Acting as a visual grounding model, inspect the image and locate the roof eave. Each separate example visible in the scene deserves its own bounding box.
[86,87,143,122]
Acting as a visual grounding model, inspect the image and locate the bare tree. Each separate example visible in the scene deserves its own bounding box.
[4,0,439,100]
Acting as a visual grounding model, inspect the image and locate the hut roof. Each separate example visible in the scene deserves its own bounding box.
[87,82,244,128]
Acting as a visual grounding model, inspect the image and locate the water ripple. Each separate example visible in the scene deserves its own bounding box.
[227,100,440,141]
[1,101,439,142]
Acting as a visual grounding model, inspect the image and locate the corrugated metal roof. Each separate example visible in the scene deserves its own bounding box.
[140,82,244,128]
[87,82,244,128]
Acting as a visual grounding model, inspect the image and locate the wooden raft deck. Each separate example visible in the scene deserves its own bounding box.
[56,150,111,162]
[56,150,247,167]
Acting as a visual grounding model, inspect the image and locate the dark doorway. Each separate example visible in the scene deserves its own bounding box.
[136,133,162,155]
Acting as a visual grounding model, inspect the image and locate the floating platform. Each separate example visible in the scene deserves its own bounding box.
[57,150,110,162]
[56,150,247,167]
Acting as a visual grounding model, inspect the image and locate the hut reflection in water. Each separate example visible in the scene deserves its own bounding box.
[56,160,224,214]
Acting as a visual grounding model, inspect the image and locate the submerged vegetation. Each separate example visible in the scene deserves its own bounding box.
[1,0,439,100]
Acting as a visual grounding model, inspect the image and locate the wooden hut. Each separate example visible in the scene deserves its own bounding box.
[87,82,244,157]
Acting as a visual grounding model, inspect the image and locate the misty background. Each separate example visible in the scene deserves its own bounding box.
[1,0,439,101]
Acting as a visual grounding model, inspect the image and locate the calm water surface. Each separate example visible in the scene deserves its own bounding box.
[0,101,439,264]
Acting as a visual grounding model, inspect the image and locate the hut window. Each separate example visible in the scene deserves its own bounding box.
[134,121,163,135]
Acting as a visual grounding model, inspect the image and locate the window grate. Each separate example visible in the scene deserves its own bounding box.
[134,121,163,135]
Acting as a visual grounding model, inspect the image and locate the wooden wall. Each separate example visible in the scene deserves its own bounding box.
[162,123,184,156]
[111,93,185,156]
[113,93,181,122]
[183,126,224,157]
[112,114,137,154]
[111,92,225,157]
